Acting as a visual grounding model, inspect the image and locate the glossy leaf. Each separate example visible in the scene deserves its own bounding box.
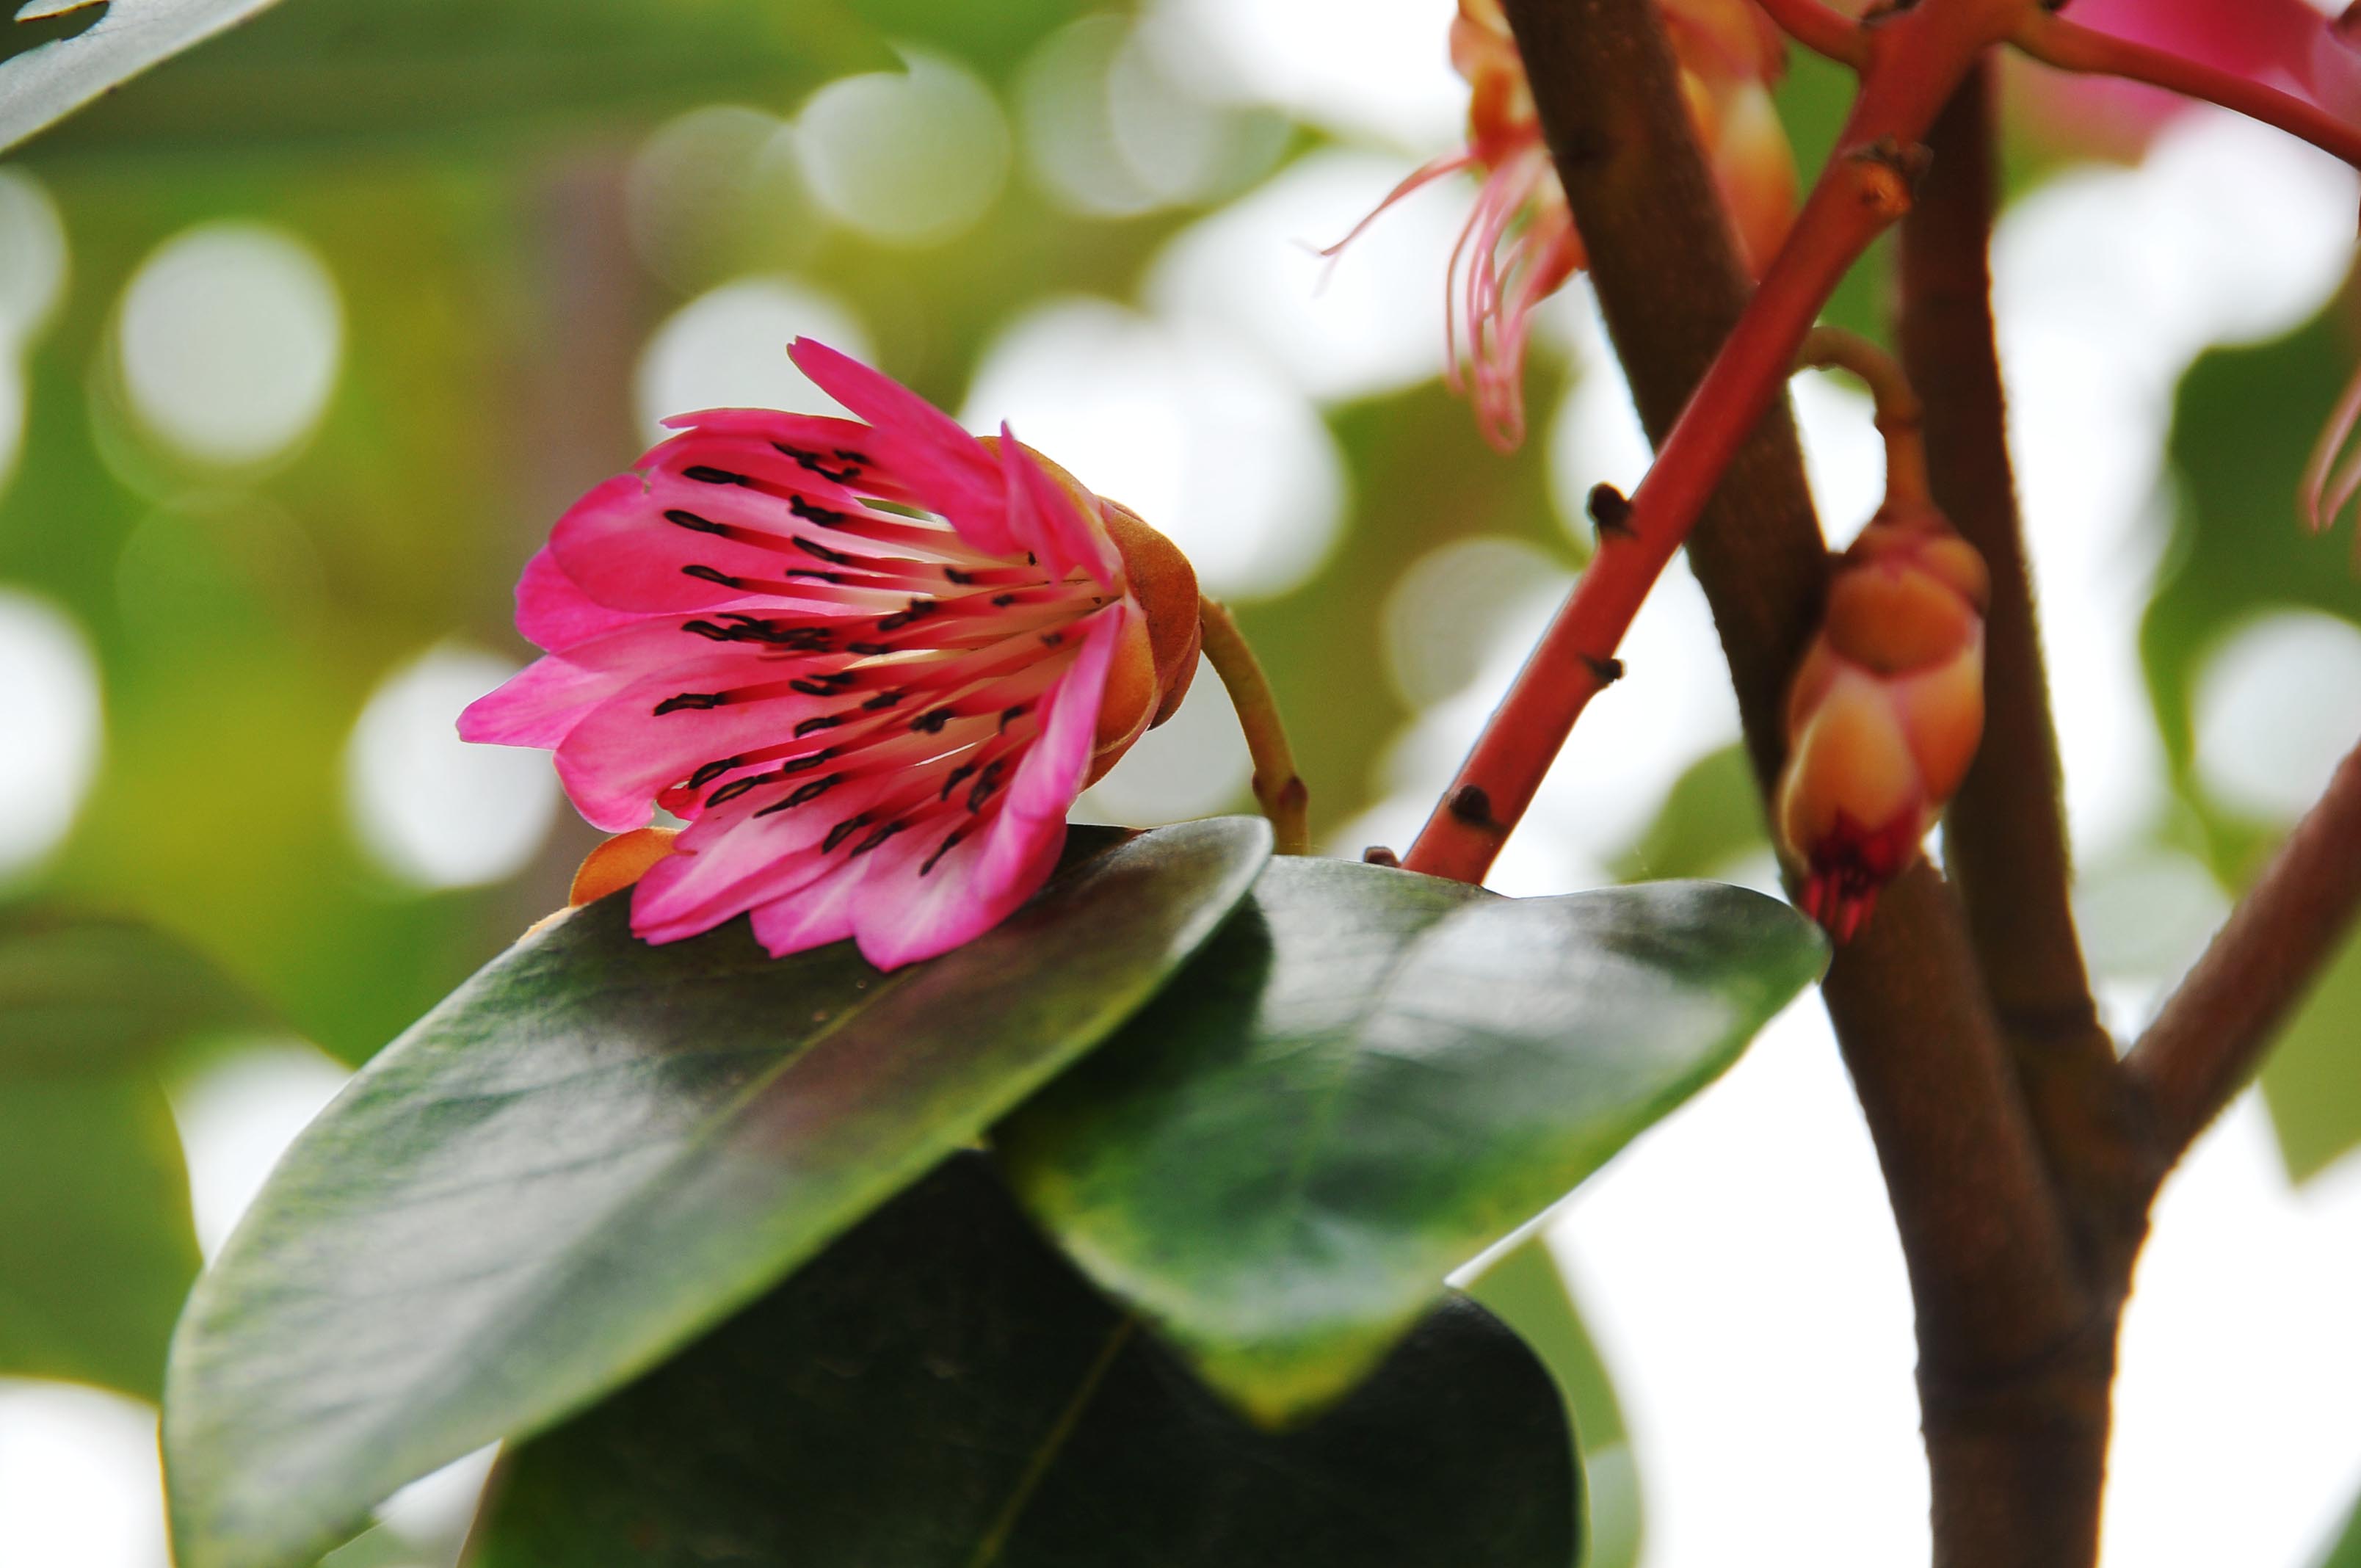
[474,1154,1580,1568]
[13,0,889,156]
[998,860,1825,1422]
[163,819,1271,1568]
[0,907,270,1072]
[0,1072,199,1398]
[0,0,286,157]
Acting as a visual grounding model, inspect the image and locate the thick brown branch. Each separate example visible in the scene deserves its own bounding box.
[2128,736,2361,1155]
[1894,65,2149,1244]
[1497,0,2089,1388]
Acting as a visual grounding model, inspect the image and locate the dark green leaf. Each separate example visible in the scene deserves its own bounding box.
[474,1154,1579,1568]
[0,1072,199,1398]
[163,819,1272,1568]
[0,907,271,1073]
[998,860,1825,1422]
[1468,1235,1643,1568]
[16,0,891,156]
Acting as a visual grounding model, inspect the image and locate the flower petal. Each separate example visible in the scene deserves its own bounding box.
[515,547,646,653]
[787,338,1017,556]
[1001,424,1119,589]
[456,653,624,749]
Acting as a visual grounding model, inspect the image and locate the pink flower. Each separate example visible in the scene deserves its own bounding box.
[1330,0,1796,451]
[460,341,1202,970]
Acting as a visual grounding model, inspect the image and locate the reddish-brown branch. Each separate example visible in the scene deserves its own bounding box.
[1893,65,2150,1248]
[1758,0,1871,68]
[2012,10,2361,171]
[2128,736,2361,1155]
[1404,0,2032,882]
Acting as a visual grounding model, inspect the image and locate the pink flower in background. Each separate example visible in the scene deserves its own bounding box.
[1330,0,1796,451]
[461,340,1202,970]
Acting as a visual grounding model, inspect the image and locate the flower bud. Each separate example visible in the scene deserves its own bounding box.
[1776,504,1989,940]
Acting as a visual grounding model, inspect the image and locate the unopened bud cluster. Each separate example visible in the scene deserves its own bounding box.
[1776,502,1990,940]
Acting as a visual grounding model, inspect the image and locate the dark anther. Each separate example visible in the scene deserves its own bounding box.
[847,641,892,656]
[991,593,1018,608]
[756,773,844,817]
[919,827,968,876]
[792,534,855,566]
[967,759,1008,814]
[790,677,847,697]
[706,776,764,807]
[786,570,844,585]
[848,820,909,857]
[938,761,979,801]
[789,496,851,530]
[794,713,846,738]
[1363,845,1402,868]
[688,756,743,790]
[664,508,729,535]
[910,708,956,735]
[823,813,875,854]
[681,564,742,588]
[999,703,1029,730]
[773,444,864,485]
[861,689,905,711]
[684,616,835,650]
[1581,653,1625,684]
[944,565,976,585]
[683,465,752,487]
[780,749,837,776]
[1587,483,1635,538]
[1448,784,1494,826]
[1040,631,1065,647]
[653,692,727,716]
[876,598,940,633]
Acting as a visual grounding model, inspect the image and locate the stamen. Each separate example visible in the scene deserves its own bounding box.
[683,465,752,487]
[755,772,845,816]
[967,759,1007,814]
[876,598,940,633]
[706,776,764,807]
[999,703,1029,730]
[861,689,906,711]
[945,566,976,585]
[910,707,956,736]
[919,827,967,876]
[653,692,727,715]
[792,534,855,567]
[991,594,1018,607]
[773,443,866,485]
[848,820,909,857]
[847,641,893,656]
[938,761,979,802]
[681,564,742,589]
[688,755,743,789]
[794,714,846,738]
[664,509,729,536]
[822,812,875,853]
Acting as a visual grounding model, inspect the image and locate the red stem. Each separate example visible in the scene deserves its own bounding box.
[1404,0,2030,882]
[2012,10,2361,171]
[1758,0,1871,68]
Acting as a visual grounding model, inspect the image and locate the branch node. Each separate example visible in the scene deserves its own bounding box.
[1581,653,1627,683]
[1448,784,1497,827]
[1362,845,1402,868]
[1587,482,1636,537]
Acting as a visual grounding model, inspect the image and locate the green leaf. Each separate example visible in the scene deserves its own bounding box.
[13,0,891,157]
[2257,922,2361,1182]
[2319,1482,2361,1568]
[1612,741,1768,882]
[0,1072,199,1399]
[998,860,1826,1423]
[473,1153,1580,1568]
[1468,1235,1643,1568]
[0,907,271,1073]
[162,819,1272,1568]
[0,0,287,158]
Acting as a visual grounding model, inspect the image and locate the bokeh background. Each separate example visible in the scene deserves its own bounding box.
[4,0,2361,1563]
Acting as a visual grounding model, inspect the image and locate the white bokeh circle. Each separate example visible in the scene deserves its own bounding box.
[634,275,873,440]
[2191,609,2361,824]
[0,590,103,880]
[117,222,343,468]
[962,296,1345,600]
[344,645,560,890]
[795,51,1011,247]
